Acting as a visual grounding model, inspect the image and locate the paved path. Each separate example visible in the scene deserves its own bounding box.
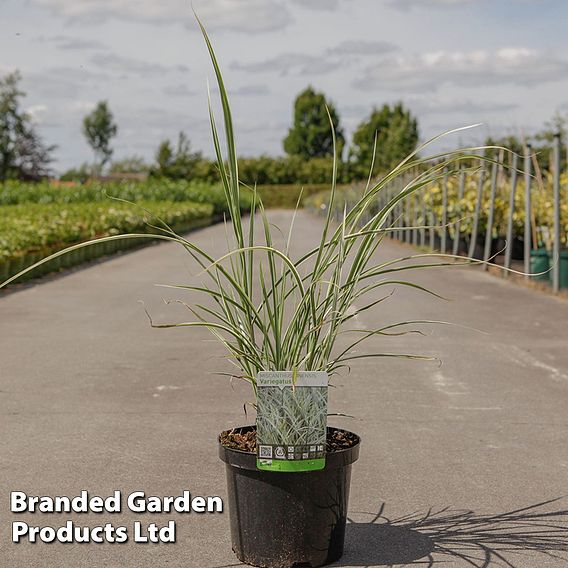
[1,210,568,567]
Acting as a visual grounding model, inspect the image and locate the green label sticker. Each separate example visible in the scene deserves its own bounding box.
[256,371,328,472]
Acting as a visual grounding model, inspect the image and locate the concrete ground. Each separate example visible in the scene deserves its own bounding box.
[1,210,567,567]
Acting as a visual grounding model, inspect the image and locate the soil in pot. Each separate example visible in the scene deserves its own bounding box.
[220,426,358,454]
[219,426,360,568]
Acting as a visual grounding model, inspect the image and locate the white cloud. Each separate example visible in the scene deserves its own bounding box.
[31,0,293,33]
[354,48,568,92]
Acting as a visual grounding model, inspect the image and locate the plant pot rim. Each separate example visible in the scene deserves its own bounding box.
[219,425,360,472]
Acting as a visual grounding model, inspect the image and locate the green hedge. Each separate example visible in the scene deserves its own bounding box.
[256,184,347,209]
[0,179,341,211]
[0,179,252,216]
[237,156,349,185]
[0,200,213,263]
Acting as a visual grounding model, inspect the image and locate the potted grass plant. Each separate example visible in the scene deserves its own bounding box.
[1,18,512,568]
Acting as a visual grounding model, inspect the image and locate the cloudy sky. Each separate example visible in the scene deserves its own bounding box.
[2,0,567,172]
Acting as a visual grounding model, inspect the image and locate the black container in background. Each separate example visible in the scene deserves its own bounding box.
[219,426,360,568]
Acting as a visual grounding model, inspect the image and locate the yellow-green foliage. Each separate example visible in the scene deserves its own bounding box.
[308,171,567,247]
[424,171,567,246]
[0,201,213,262]
[0,178,250,266]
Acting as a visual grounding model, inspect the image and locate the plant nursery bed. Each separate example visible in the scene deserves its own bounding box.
[0,215,217,288]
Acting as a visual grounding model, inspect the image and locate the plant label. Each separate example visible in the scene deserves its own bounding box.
[256,371,328,472]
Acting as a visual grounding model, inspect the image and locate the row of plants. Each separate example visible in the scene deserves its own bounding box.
[0,200,214,267]
[422,170,568,248]
[0,177,340,284]
[307,170,568,248]
[0,179,236,213]
[0,178,331,211]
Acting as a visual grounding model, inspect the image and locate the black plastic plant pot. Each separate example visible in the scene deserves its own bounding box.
[219,425,360,568]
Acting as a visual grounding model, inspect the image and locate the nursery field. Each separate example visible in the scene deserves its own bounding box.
[0,200,214,282]
[0,180,225,281]
[0,180,329,284]
[2,172,566,288]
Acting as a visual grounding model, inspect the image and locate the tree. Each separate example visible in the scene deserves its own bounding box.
[155,140,174,172]
[349,102,419,178]
[151,132,201,179]
[172,131,200,178]
[283,87,345,160]
[0,71,55,181]
[14,126,55,180]
[82,101,118,174]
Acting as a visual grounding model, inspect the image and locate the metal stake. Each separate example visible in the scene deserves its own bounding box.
[420,200,426,248]
[552,133,561,293]
[468,167,485,259]
[452,167,466,256]
[441,171,448,254]
[524,144,532,279]
[483,158,499,269]
[412,194,418,246]
[405,198,411,244]
[504,153,519,272]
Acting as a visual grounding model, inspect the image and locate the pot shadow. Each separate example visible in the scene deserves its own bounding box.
[334,498,568,567]
[210,498,568,568]
[338,522,434,566]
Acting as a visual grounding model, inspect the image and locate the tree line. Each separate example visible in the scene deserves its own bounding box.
[1,70,566,186]
[63,86,421,184]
